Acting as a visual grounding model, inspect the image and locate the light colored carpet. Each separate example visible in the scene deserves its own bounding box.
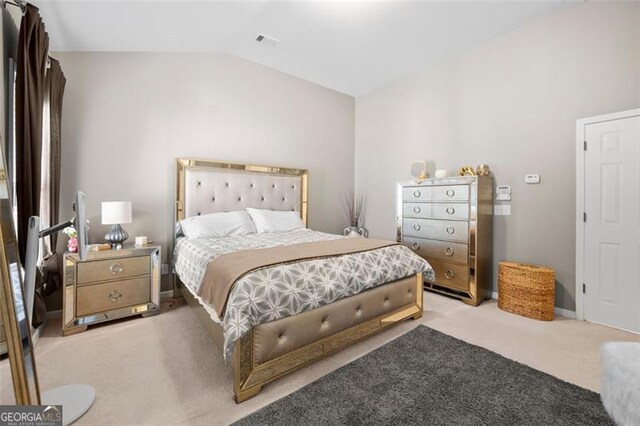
[1,292,638,425]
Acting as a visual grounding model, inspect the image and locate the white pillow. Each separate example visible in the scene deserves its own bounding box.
[180,211,257,239]
[246,208,305,233]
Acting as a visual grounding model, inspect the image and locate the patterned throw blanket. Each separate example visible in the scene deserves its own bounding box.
[174,229,434,359]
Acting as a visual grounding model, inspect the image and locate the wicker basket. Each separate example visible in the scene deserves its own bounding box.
[498,261,555,321]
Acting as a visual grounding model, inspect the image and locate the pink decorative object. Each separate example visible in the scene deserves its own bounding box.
[68,237,78,253]
[63,226,79,253]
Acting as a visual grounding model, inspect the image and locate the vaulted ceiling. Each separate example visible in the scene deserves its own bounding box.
[34,1,569,96]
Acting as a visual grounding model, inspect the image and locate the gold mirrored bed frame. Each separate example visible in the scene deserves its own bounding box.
[173,158,424,403]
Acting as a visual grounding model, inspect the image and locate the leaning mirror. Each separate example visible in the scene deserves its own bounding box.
[0,139,40,405]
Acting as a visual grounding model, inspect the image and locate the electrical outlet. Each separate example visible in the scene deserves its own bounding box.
[494,205,511,216]
[161,264,169,275]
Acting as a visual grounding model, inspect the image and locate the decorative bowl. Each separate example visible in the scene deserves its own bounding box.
[434,169,448,179]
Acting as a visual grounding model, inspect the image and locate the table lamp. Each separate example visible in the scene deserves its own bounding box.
[102,201,132,249]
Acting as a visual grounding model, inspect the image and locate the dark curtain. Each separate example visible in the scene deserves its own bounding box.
[16,4,48,262]
[16,4,49,326]
[42,58,65,298]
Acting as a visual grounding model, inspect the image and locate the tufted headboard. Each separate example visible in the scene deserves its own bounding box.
[175,158,308,227]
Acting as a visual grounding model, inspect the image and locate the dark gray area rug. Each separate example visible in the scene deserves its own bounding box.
[234,326,612,426]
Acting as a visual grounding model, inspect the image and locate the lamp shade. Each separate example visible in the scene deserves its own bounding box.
[101,201,132,225]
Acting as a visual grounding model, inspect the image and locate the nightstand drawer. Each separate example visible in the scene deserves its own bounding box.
[77,255,150,284]
[76,276,150,316]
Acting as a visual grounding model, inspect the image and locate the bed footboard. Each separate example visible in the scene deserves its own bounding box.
[233,272,423,403]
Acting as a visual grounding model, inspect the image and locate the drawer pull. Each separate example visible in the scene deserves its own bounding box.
[411,242,420,251]
[109,290,122,301]
[445,247,454,256]
[413,223,421,231]
[446,188,455,197]
[413,206,421,214]
[413,190,421,198]
[445,270,455,279]
[110,263,124,274]
[445,225,455,235]
[446,206,455,215]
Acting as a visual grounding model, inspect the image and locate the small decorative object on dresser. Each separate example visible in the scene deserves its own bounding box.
[397,176,493,305]
[434,169,449,179]
[62,245,161,336]
[102,201,132,249]
[476,164,490,176]
[458,166,475,176]
[410,161,427,180]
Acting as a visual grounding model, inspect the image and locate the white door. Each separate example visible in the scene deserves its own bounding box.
[584,115,640,333]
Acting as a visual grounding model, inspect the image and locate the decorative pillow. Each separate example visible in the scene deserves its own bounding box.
[246,208,305,233]
[179,211,257,239]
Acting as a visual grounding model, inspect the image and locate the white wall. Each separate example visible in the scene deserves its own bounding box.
[355,2,640,310]
[56,52,355,290]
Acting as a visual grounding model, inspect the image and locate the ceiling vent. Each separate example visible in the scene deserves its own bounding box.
[256,33,279,47]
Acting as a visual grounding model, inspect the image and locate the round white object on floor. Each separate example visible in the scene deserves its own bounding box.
[41,384,95,426]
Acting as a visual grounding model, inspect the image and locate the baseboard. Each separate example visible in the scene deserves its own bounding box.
[46,309,62,319]
[490,291,576,319]
[161,290,175,301]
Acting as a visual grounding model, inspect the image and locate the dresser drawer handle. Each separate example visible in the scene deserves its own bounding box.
[445,225,455,235]
[445,247,454,256]
[413,206,421,214]
[445,270,455,279]
[446,188,455,197]
[413,223,421,231]
[110,263,124,274]
[446,206,455,215]
[109,290,122,301]
[413,190,421,198]
[411,242,420,251]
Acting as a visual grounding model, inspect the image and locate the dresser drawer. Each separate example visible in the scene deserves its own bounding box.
[432,185,469,202]
[402,218,469,243]
[402,186,431,202]
[403,236,468,264]
[428,259,470,292]
[404,202,469,221]
[403,203,432,219]
[76,276,150,316]
[77,255,150,284]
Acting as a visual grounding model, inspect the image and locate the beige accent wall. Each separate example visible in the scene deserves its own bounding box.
[56,52,355,291]
[355,2,640,310]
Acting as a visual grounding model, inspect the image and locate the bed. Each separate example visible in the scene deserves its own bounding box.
[172,158,434,403]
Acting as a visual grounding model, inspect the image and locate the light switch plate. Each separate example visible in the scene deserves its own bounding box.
[161,264,169,275]
[525,174,540,184]
[494,205,511,216]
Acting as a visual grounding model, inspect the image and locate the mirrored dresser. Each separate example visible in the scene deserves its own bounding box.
[62,245,161,335]
[397,176,493,306]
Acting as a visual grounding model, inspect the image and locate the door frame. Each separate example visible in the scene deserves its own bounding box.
[576,108,640,321]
